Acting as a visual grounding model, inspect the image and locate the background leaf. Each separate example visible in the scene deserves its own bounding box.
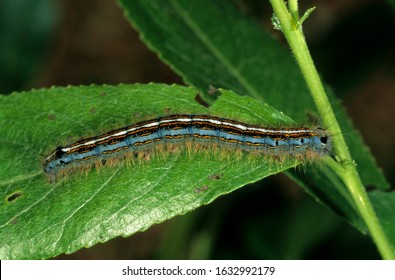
[117,0,392,237]
[0,0,58,94]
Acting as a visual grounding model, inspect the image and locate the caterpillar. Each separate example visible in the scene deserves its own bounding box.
[43,114,332,180]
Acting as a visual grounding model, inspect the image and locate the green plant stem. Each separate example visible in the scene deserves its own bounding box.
[269,0,395,259]
[288,0,299,21]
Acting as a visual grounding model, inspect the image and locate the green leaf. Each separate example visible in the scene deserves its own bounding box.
[117,0,391,236]
[0,84,300,259]
[369,190,395,242]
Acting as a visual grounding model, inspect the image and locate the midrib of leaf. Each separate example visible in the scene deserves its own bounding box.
[169,0,262,100]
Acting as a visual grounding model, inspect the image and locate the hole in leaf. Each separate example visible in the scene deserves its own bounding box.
[194,185,209,193]
[208,173,223,180]
[6,192,23,203]
[194,93,209,108]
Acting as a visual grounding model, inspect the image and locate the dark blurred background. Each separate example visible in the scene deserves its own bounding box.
[1,0,394,259]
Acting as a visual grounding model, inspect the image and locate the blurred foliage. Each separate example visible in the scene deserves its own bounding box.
[310,2,395,97]
[0,0,58,94]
